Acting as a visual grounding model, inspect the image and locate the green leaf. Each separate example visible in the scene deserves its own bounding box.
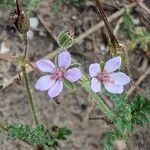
[68,63,80,69]
[0,85,3,91]
[131,94,150,127]
[57,127,72,140]
[8,123,72,148]
[105,130,123,150]
[63,79,75,90]
[120,7,134,40]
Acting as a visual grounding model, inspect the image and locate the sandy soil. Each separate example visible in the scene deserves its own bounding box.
[0,0,150,149]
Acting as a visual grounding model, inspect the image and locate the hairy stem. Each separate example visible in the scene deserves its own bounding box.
[23,33,28,57]
[21,65,39,125]
[81,81,115,121]
[124,134,134,150]
[95,0,119,47]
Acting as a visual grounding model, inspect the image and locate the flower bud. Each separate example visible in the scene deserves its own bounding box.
[57,29,74,49]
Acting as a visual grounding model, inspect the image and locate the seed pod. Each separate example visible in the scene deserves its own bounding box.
[12,0,30,34]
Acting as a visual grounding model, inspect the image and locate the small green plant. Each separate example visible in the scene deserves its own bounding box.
[0,0,39,14]
[8,123,72,148]
[120,7,150,48]
[120,8,134,40]
[0,0,14,9]
[105,94,150,150]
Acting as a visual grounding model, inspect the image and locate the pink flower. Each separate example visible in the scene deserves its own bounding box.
[89,56,130,94]
[35,51,82,98]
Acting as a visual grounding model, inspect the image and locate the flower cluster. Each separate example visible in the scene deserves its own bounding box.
[35,51,130,98]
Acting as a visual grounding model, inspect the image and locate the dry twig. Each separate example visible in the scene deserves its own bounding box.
[127,67,150,96]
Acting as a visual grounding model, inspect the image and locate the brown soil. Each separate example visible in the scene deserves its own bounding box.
[0,0,149,150]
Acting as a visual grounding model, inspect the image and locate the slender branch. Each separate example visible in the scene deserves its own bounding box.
[127,67,150,96]
[21,65,39,125]
[0,54,16,62]
[94,0,119,47]
[124,134,134,150]
[81,81,115,121]
[23,33,28,57]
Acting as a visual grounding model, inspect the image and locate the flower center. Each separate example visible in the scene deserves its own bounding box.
[97,70,115,84]
[51,68,65,80]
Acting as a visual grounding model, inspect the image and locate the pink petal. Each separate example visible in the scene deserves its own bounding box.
[65,68,82,82]
[89,63,101,77]
[91,78,101,93]
[36,59,55,72]
[104,57,121,73]
[58,51,71,69]
[48,79,63,98]
[104,82,123,94]
[109,72,130,85]
[35,75,55,91]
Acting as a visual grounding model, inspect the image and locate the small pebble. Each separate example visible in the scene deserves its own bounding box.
[100,44,107,52]
[133,18,140,25]
[30,17,39,29]
[39,31,47,37]
[27,30,34,40]
[0,42,10,54]
[72,15,77,20]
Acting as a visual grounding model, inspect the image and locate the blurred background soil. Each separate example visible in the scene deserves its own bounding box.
[0,0,150,149]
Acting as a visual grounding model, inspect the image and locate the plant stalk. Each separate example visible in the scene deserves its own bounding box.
[81,81,115,121]
[95,0,119,47]
[21,65,39,125]
[124,134,134,150]
[23,33,28,57]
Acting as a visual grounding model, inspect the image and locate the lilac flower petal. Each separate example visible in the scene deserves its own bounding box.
[91,78,101,93]
[48,79,63,98]
[35,75,55,91]
[104,82,123,94]
[36,59,55,72]
[89,63,101,77]
[65,68,82,82]
[58,51,71,69]
[109,72,130,85]
[104,57,121,73]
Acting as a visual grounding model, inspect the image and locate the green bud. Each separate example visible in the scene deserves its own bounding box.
[57,29,74,49]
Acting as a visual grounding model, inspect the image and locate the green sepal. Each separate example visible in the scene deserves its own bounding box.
[63,79,75,90]
[68,63,80,69]
[0,85,3,91]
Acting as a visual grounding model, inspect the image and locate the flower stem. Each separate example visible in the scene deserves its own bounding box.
[21,65,39,125]
[124,134,134,150]
[23,33,28,57]
[94,0,120,48]
[81,81,115,121]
